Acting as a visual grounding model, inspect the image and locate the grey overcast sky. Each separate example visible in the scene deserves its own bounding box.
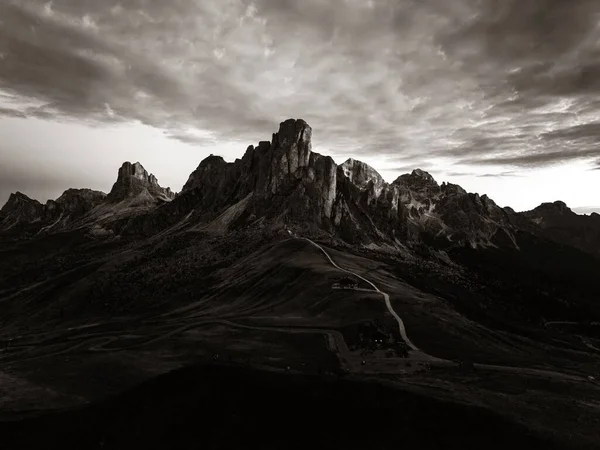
[1,0,599,213]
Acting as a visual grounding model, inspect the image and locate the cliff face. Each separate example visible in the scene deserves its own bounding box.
[170,119,337,230]
[341,158,384,191]
[145,119,522,249]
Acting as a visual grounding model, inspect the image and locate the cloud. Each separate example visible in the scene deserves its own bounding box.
[446,171,521,178]
[462,148,600,168]
[164,129,219,146]
[0,107,27,119]
[476,171,521,178]
[2,0,600,174]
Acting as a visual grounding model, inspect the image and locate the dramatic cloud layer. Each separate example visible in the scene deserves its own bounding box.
[1,0,599,210]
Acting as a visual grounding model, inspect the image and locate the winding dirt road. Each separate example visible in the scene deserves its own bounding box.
[300,237,590,382]
[300,238,420,353]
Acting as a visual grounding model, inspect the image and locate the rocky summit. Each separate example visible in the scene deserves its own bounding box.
[107,161,175,204]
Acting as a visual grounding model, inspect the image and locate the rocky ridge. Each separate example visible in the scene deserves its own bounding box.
[121,119,522,250]
[0,189,107,234]
[0,161,174,236]
[0,119,597,259]
[0,192,46,229]
[522,201,600,259]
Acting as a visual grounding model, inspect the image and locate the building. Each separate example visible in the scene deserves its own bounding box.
[338,276,358,289]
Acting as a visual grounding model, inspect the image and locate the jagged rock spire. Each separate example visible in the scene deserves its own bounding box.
[107,161,174,203]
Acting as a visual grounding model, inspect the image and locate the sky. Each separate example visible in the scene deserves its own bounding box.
[1,0,599,214]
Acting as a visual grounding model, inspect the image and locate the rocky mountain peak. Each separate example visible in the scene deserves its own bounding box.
[412,168,435,182]
[530,200,573,216]
[11,191,31,200]
[275,118,311,148]
[2,191,41,212]
[107,161,174,203]
[173,118,337,226]
[1,191,40,210]
[55,188,106,203]
[393,169,438,189]
[48,189,107,215]
[340,158,384,190]
[441,182,467,196]
[521,200,600,259]
[551,200,571,213]
[266,119,313,194]
[0,191,45,228]
[181,154,232,194]
[199,154,226,167]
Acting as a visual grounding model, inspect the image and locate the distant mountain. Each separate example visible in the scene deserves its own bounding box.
[0,161,174,238]
[0,192,45,229]
[522,201,600,259]
[0,119,597,262]
[0,189,106,235]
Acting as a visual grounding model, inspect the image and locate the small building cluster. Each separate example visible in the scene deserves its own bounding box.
[354,321,409,358]
[333,276,359,289]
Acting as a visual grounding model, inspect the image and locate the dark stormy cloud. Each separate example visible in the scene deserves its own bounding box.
[0,0,599,211]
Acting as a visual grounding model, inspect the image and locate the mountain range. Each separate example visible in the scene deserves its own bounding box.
[1,118,598,259]
[2,119,600,449]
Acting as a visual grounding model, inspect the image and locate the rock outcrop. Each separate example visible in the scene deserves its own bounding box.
[0,189,107,235]
[46,189,107,218]
[107,162,174,204]
[265,118,312,194]
[340,158,384,190]
[155,119,337,232]
[0,192,45,229]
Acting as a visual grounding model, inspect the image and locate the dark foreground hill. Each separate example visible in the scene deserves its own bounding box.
[0,363,567,450]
